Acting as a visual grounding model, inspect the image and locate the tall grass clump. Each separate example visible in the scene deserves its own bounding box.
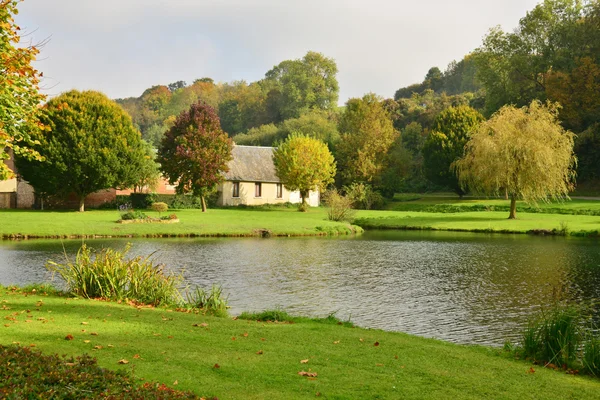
[47,244,183,306]
[185,284,229,317]
[521,306,582,367]
[583,334,600,377]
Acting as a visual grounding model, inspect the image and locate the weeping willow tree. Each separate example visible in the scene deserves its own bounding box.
[455,101,577,219]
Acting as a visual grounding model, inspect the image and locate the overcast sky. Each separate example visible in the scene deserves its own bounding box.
[16,0,540,103]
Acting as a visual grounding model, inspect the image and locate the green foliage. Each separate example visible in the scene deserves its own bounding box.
[262,51,339,122]
[273,133,336,210]
[455,101,577,219]
[130,192,158,209]
[120,210,149,220]
[158,102,233,212]
[47,244,183,306]
[337,93,398,185]
[583,335,600,377]
[520,306,582,367]
[0,345,201,399]
[185,285,229,317]
[575,123,600,182]
[233,123,280,146]
[0,0,46,180]
[151,201,168,217]
[423,105,484,196]
[322,188,356,222]
[343,182,385,210]
[15,90,148,212]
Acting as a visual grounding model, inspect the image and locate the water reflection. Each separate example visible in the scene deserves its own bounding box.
[0,231,599,346]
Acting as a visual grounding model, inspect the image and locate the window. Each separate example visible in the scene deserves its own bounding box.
[254,182,262,198]
[276,183,283,199]
[232,182,240,198]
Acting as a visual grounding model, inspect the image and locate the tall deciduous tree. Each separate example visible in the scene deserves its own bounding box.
[16,90,149,211]
[158,102,233,212]
[273,133,336,211]
[0,0,46,180]
[263,51,339,122]
[336,93,398,186]
[422,105,484,196]
[455,101,576,219]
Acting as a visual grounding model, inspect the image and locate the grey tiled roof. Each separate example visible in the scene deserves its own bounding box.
[222,145,280,183]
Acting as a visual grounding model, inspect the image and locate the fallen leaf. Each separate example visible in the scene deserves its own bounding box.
[261,338,266,341]
[213,363,220,369]
[133,354,141,359]
[81,322,88,325]
[374,342,380,347]
[153,333,161,336]
[256,350,263,355]
[168,335,174,339]
[94,345,103,350]
[90,332,98,336]
[3,324,10,328]
[298,371,318,377]
[359,338,364,342]
[242,332,248,337]
[118,359,129,364]
[394,355,398,359]
[173,380,178,385]
[108,344,114,348]
[65,362,76,367]
[316,392,322,397]
[84,340,91,344]
[527,367,535,374]
[29,344,36,347]
[65,334,74,341]
[300,359,309,364]
[231,337,236,341]
[376,363,384,367]
[333,341,340,344]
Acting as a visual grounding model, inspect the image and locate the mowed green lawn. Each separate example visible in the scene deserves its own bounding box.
[0,208,359,238]
[2,287,599,399]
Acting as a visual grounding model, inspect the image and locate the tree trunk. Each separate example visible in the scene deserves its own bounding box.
[201,196,207,212]
[79,196,85,212]
[299,190,308,212]
[508,195,517,219]
[504,188,508,200]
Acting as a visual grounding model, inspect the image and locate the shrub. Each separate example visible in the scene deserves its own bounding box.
[343,182,385,210]
[0,345,202,399]
[47,244,183,306]
[120,210,149,220]
[323,188,356,222]
[130,192,158,209]
[185,285,228,317]
[151,201,168,217]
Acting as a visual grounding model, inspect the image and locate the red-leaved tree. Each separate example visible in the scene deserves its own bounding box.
[158,102,233,212]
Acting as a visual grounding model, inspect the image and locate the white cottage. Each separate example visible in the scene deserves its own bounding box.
[216,145,319,207]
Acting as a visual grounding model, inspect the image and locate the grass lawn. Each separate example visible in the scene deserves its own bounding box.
[2,287,599,399]
[0,208,360,239]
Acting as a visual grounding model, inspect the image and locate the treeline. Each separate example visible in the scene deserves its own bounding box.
[117,0,600,200]
[116,51,339,146]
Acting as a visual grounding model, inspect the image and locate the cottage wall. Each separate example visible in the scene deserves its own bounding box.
[218,181,319,207]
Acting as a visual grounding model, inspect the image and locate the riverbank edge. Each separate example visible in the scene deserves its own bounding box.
[1,224,364,240]
[2,286,600,399]
[353,220,600,238]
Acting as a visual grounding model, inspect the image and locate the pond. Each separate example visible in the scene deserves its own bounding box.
[1,231,599,346]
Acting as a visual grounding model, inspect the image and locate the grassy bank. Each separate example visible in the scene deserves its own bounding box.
[1,286,599,399]
[0,208,361,239]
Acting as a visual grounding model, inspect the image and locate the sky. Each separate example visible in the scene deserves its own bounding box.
[15,0,540,103]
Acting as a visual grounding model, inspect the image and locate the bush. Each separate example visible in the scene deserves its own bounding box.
[0,345,202,399]
[323,188,356,222]
[120,210,149,220]
[130,192,158,209]
[185,285,228,317]
[151,201,168,217]
[343,182,385,210]
[47,244,183,306]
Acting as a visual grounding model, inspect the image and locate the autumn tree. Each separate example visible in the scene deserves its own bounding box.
[336,93,398,186]
[158,102,233,212]
[273,133,336,211]
[0,0,46,180]
[455,101,576,219]
[422,105,484,196]
[16,90,149,211]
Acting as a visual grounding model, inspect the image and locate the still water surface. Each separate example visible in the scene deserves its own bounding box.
[1,231,599,346]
